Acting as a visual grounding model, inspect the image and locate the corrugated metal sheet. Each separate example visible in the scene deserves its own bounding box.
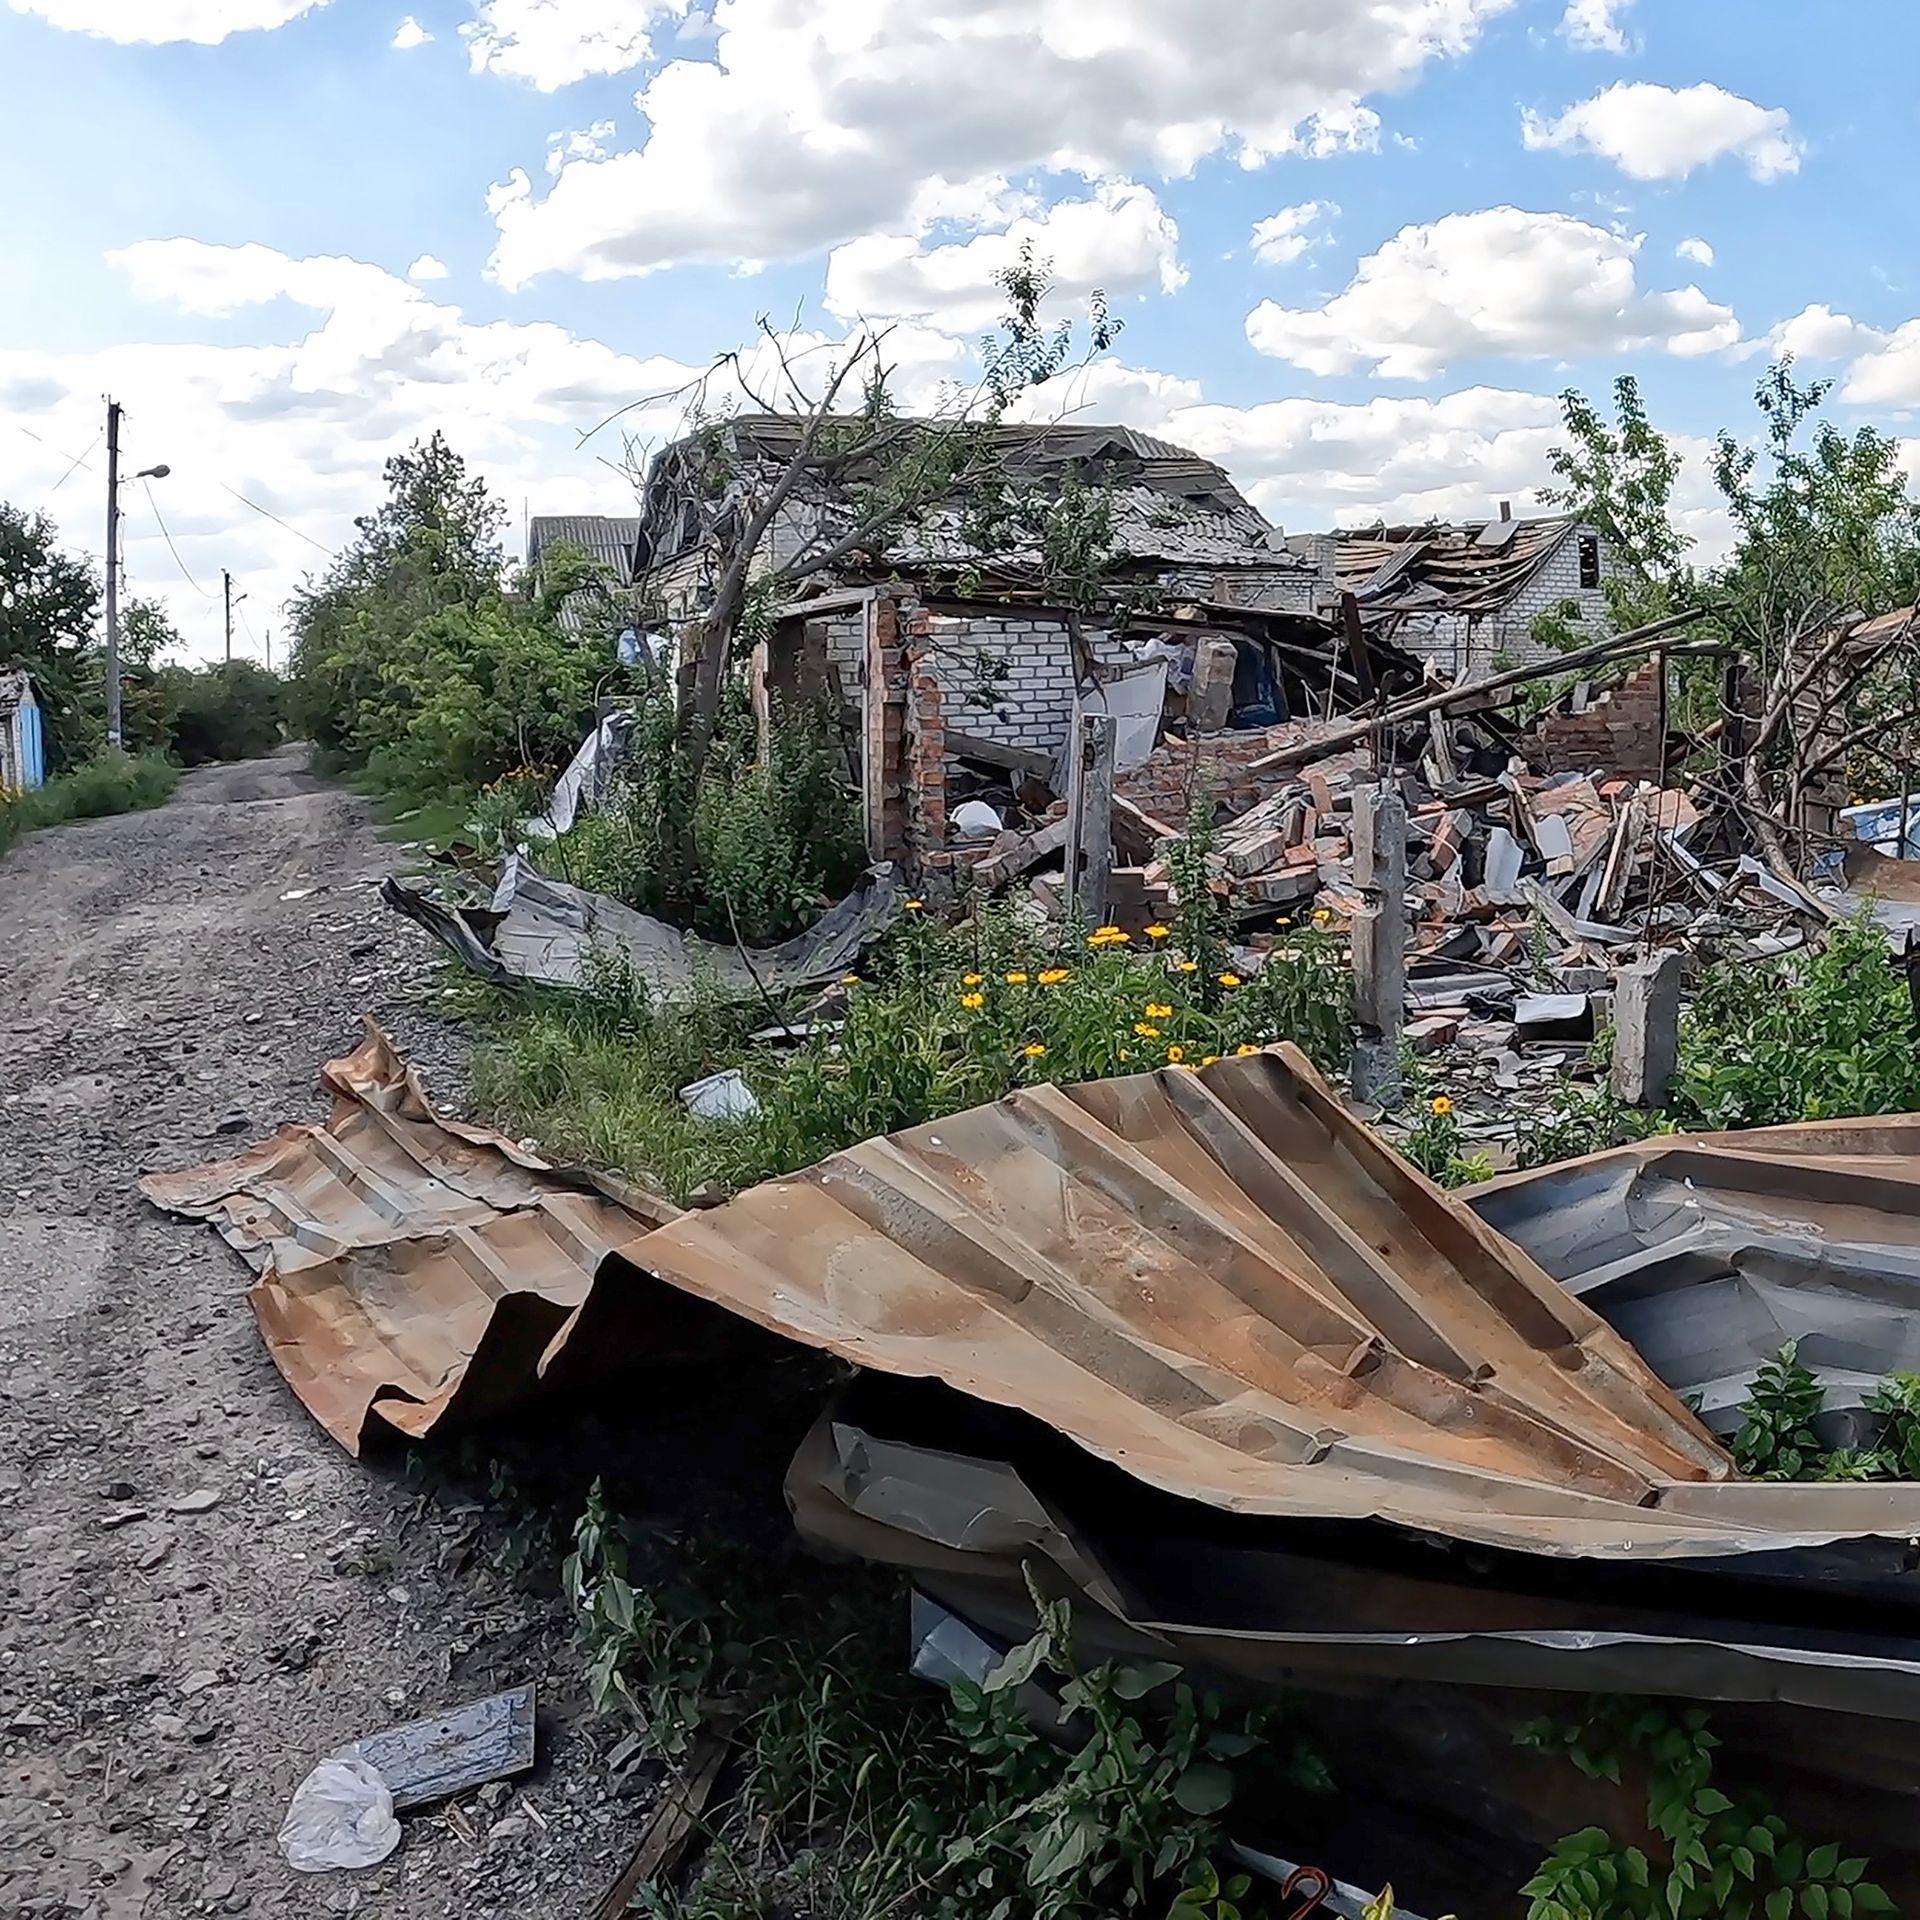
[140,1021,675,1452]
[625,1044,1827,1559]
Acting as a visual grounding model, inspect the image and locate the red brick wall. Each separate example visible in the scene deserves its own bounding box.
[1529,659,1667,783]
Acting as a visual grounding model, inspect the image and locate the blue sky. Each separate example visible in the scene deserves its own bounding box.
[2,0,1916,663]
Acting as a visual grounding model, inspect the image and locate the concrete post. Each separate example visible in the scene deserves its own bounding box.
[1612,949,1683,1108]
[1065,710,1117,926]
[1350,782,1407,1105]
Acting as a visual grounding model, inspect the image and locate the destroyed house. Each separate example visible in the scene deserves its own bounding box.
[1326,513,1619,678]
[630,417,1395,864]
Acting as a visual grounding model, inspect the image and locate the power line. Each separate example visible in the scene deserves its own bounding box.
[43,428,102,504]
[140,479,214,598]
[218,480,332,554]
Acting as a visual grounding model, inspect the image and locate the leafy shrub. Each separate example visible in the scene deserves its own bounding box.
[159,661,285,765]
[546,691,865,946]
[1675,916,1920,1129]
[565,1490,1323,1920]
[1732,1342,1828,1481]
[1,749,178,856]
[1519,1700,1891,1920]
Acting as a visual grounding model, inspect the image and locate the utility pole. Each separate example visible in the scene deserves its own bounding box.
[104,399,123,748]
[223,569,234,664]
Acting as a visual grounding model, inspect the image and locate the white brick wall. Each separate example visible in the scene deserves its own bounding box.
[921,612,1125,753]
[1384,526,1620,678]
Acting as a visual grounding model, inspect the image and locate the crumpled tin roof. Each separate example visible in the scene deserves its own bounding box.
[625,1044,1820,1559]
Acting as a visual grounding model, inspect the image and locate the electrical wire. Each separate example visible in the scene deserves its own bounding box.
[218,481,332,554]
[141,479,214,598]
[18,422,102,505]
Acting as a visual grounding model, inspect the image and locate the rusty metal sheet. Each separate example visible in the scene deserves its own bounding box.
[625,1044,1879,1560]
[140,1021,677,1453]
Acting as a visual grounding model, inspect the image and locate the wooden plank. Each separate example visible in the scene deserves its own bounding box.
[589,1730,731,1920]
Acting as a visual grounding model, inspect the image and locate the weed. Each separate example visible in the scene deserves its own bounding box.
[1514,1084,1672,1170]
[1518,1700,1892,1919]
[1398,1092,1493,1188]
[1732,1342,1827,1480]
[564,1493,1327,1920]
[1674,915,1920,1130]
[470,904,1352,1206]
[0,750,179,857]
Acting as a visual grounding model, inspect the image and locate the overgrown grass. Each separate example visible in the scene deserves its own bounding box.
[0,750,178,858]
[566,1487,1333,1920]
[466,906,1353,1206]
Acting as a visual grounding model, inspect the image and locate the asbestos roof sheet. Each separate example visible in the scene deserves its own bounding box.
[624,1044,1843,1560]
[1334,518,1578,618]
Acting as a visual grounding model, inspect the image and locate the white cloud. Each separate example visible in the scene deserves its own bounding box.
[1523,82,1803,183]
[1009,372,1734,556]
[1559,0,1632,54]
[391,13,430,47]
[1250,201,1336,267]
[1769,304,1920,409]
[1245,207,1742,380]
[461,0,685,90]
[486,0,1518,285]
[5,239,907,666]
[407,253,450,281]
[1676,237,1715,268]
[824,182,1184,333]
[545,120,618,174]
[6,0,327,41]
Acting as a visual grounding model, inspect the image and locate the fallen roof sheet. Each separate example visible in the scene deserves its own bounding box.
[1468,1116,1920,1434]
[139,1021,677,1453]
[384,855,903,999]
[620,1044,1783,1559]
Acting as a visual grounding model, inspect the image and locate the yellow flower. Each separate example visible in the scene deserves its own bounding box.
[1174,959,1199,974]
[1430,1095,1453,1116]
[1312,908,1330,926]
[1218,972,1242,989]
[1023,1043,1048,1059]
[1166,1045,1186,1063]
[1236,1043,1262,1057]
[905,898,925,912]
[841,973,861,985]
[960,991,985,1010]
[1144,1002,1174,1019]
[1094,924,1122,938]
[1145,923,1170,940]
[1134,1022,1161,1038]
[1038,968,1070,986]
[1202,1054,1219,1067]
[1004,970,1030,985]
[962,972,985,986]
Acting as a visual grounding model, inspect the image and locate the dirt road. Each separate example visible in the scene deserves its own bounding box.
[0,749,624,1918]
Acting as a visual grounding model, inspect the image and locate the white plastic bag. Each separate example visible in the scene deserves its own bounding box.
[278,1755,402,1873]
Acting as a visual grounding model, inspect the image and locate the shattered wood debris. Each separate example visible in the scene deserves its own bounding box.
[383,854,904,1000]
[139,1020,679,1453]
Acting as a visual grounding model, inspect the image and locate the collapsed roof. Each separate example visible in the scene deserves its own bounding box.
[634,416,1310,580]
[1328,515,1589,620]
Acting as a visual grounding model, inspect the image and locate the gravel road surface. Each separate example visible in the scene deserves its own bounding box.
[0,748,646,1918]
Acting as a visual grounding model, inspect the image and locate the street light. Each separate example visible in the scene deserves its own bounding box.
[104,403,171,749]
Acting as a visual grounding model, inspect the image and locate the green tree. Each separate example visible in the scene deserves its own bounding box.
[0,502,100,770]
[1539,374,1691,633]
[286,435,620,797]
